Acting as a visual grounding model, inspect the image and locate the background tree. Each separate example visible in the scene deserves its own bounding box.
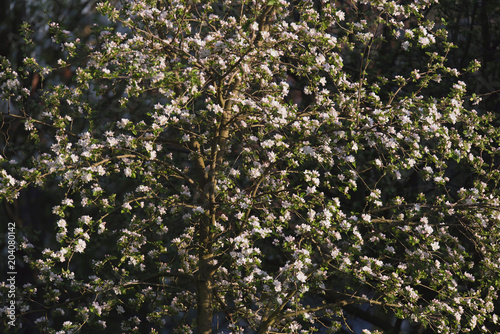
[435,0,500,121]
[1,0,500,333]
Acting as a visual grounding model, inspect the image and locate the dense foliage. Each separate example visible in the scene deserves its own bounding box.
[1,0,500,333]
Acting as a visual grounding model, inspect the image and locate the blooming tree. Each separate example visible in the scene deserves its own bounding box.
[1,0,500,333]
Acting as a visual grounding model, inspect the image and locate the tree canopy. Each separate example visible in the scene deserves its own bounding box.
[1,0,500,333]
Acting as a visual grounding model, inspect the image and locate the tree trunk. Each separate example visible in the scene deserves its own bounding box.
[195,76,236,334]
[196,209,215,333]
[196,248,213,334]
[480,0,492,70]
[193,147,214,333]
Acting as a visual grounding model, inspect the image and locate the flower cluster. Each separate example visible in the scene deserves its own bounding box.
[1,0,499,333]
